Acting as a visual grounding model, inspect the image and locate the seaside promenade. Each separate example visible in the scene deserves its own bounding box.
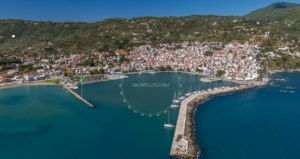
[170,82,268,158]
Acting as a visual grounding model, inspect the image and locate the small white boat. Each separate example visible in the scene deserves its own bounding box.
[164,123,176,127]
[120,75,128,79]
[172,92,181,103]
[171,104,180,108]
[172,100,181,103]
[138,72,142,74]
[149,71,156,74]
[185,93,192,96]
[164,111,175,128]
[178,96,186,100]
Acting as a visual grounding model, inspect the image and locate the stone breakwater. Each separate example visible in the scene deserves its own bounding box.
[62,84,94,108]
[170,83,268,158]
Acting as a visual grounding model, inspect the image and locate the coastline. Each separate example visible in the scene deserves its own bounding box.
[170,83,268,158]
[0,83,60,90]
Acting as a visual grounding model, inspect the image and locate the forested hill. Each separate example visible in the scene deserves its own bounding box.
[276,6,300,23]
[0,11,300,55]
[243,2,300,20]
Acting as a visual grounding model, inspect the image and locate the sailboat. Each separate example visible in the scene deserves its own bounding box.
[171,104,180,108]
[185,86,192,96]
[172,92,181,104]
[178,90,186,100]
[164,111,175,128]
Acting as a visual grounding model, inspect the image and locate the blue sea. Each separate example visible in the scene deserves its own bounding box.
[194,72,300,159]
[0,72,299,159]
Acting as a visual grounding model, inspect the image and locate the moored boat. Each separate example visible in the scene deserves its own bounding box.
[171,104,180,108]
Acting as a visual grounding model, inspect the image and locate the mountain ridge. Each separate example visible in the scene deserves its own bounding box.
[243,2,300,19]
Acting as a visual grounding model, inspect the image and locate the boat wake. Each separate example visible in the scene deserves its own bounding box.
[286,87,295,89]
[270,82,279,86]
[275,78,286,81]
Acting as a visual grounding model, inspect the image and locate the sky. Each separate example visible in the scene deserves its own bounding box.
[1,0,299,22]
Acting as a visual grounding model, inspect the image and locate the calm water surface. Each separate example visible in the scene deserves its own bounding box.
[194,72,300,159]
[3,72,298,159]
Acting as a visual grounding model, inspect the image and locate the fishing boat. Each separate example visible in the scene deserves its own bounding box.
[171,104,180,108]
[172,92,181,103]
[164,111,175,128]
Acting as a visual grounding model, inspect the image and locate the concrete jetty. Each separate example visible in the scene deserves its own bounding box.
[62,84,94,108]
[170,83,268,158]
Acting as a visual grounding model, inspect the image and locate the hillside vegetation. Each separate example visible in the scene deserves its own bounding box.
[276,6,300,23]
[243,2,300,19]
[1,15,300,56]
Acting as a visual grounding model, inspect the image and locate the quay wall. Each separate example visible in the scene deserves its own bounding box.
[170,83,268,158]
[62,84,94,108]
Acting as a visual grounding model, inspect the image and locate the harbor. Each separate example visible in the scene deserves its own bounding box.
[170,82,268,158]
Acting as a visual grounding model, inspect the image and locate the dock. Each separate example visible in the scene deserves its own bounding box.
[170,83,268,158]
[62,84,94,108]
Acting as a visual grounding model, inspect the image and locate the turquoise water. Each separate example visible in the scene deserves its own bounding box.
[194,72,300,159]
[0,72,262,159]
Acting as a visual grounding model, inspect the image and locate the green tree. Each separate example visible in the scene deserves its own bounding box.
[216,70,225,76]
[99,68,104,74]
[196,68,203,73]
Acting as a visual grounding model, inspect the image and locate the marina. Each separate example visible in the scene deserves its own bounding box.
[3,72,299,159]
[170,82,268,158]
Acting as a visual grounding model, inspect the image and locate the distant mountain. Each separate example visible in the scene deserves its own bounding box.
[276,6,300,22]
[243,2,300,19]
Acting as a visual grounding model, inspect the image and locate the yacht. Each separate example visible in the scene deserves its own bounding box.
[185,86,192,96]
[149,71,156,74]
[173,99,181,103]
[172,92,181,103]
[164,124,176,127]
[171,104,180,108]
[185,93,192,96]
[178,96,186,100]
[164,111,175,128]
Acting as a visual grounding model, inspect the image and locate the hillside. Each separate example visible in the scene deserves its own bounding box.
[0,13,300,56]
[243,2,300,19]
[276,6,300,22]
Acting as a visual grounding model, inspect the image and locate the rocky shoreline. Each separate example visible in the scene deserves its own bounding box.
[174,83,268,159]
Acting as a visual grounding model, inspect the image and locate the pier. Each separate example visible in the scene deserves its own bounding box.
[62,84,94,108]
[170,82,268,158]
